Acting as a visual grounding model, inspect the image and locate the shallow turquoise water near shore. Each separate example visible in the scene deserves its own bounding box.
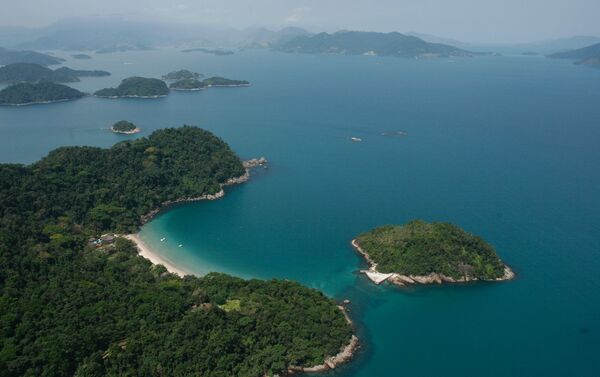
[1,49,599,375]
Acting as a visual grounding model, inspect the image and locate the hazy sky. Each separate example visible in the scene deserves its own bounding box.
[2,0,600,43]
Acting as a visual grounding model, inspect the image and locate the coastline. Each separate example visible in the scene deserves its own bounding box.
[351,239,515,287]
[95,94,168,99]
[288,305,359,374]
[0,97,82,106]
[111,127,141,135]
[127,158,266,272]
[125,234,190,277]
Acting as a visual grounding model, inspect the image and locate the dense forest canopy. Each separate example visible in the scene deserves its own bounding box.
[0,126,352,376]
[0,81,85,105]
[95,77,169,98]
[356,220,506,279]
[169,78,205,90]
[162,69,202,80]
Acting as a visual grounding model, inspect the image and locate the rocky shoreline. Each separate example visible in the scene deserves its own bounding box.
[0,98,80,106]
[351,239,515,287]
[288,305,359,374]
[95,94,168,99]
[139,158,266,225]
[111,127,141,135]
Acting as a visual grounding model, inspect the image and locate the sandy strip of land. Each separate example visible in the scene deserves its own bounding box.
[126,234,191,277]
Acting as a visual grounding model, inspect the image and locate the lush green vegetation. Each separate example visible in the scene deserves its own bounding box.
[0,47,64,66]
[0,127,352,376]
[276,31,473,58]
[203,76,250,87]
[169,79,205,90]
[95,77,169,98]
[162,69,202,80]
[111,120,138,133]
[0,63,109,84]
[0,81,85,105]
[356,220,506,279]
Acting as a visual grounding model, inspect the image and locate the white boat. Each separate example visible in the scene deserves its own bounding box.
[178,244,183,248]
[160,237,166,242]
[351,137,363,142]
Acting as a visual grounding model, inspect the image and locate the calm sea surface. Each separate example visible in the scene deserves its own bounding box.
[1,49,599,376]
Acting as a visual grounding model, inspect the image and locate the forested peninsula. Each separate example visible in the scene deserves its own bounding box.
[0,126,355,376]
[353,220,514,286]
[0,81,85,105]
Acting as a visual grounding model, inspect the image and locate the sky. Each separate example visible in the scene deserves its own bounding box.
[1,0,600,43]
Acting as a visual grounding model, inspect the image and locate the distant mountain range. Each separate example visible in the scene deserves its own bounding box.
[0,17,310,53]
[547,42,600,59]
[547,42,600,68]
[275,31,474,58]
[0,47,64,66]
[0,63,109,84]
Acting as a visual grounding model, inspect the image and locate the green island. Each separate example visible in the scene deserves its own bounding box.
[94,76,169,98]
[352,220,514,286]
[0,63,110,84]
[203,76,250,87]
[111,120,140,134]
[0,81,86,106]
[0,126,355,376]
[169,78,206,91]
[71,53,92,59]
[0,46,64,66]
[162,69,203,80]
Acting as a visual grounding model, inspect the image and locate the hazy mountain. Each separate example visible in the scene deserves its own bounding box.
[0,16,310,52]
[0,47,64,66]
[547,42,600,59]
[276,31,473,58]
[406,32,466,47]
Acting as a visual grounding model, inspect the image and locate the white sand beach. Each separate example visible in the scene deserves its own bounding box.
[126,234,191,277]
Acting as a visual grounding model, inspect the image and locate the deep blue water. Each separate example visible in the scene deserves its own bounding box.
[1,49,599,376]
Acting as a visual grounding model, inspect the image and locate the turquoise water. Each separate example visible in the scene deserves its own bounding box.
[1,50,599,376]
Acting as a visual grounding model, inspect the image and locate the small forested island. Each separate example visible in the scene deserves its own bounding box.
[71,53,92,59]
[94,76,169,98]
[111,120,140,134]
[0,63,110,84]
[162,69,203,80]
[169,78,205,90]
[181,47,235,55]
[0,81,86,106]
[352,220,514,286]
[0,126,355,376]
[203,76,250,87]
[0,46,64,66]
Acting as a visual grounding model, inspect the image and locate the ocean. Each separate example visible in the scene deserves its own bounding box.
[1,49,599,376]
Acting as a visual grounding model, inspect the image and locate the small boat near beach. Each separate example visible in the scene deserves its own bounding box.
[160,237,166,242]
